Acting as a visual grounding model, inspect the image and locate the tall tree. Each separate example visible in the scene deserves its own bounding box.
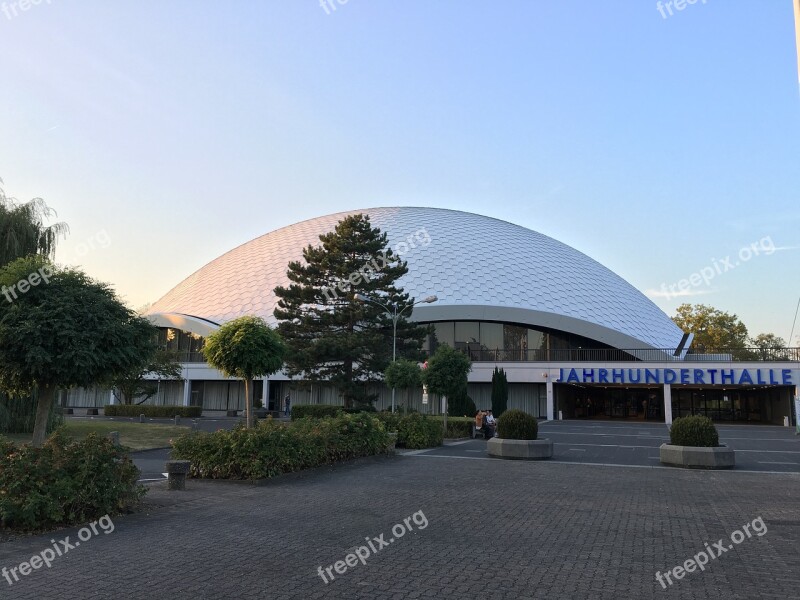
[0,179,68,267]
[202,316,286,428]
[750,333,789,360]
[673,304,751,357]
[491,366,509,417]
[0,257,157,446]
[274,214,427,408]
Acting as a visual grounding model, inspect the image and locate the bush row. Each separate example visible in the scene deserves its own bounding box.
[0,431,145,531]
[171,412,390,480]
[104,405,203,418]
[0,393,63,435]
[374,413,443,449]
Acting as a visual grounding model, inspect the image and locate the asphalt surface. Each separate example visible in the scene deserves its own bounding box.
[415,420,800,473]
[3,437,799,599]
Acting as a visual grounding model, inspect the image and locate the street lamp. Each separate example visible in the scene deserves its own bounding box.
[355,293,438,413]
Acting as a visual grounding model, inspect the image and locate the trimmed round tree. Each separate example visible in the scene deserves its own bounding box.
[0,257,158,446]
[203,316,286,428]
[421,344,471,432]
[384,359,422,412]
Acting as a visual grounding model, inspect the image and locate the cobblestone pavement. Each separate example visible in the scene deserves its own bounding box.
[2,452,799,599]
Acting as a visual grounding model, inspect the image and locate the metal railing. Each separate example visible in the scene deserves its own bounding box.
[463,347,800,363]
[175,347,800,364]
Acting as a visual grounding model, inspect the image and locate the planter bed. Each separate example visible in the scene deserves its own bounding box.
[659,443,735,469]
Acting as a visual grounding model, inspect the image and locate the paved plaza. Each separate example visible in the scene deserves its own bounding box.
[2,420,800,599]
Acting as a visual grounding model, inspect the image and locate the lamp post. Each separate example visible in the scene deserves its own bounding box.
[355,293,438,413]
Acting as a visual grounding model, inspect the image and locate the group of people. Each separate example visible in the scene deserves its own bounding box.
[475,408,498,439]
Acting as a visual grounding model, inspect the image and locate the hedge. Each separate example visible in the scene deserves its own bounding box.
[0,430,145,531]
[375,413,443,449]
[290,404,342,420]
[427,415,473,438]
[669,415,719,447]
[172,412,390,480]
[104,405,203,418]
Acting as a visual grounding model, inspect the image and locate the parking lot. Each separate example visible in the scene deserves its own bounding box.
[412,420,800,473]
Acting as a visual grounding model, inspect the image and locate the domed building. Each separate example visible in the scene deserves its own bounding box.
[126,207,798,426]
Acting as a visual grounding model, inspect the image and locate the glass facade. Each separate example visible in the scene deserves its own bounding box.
[425,320,610,361]
[157,328,206,361]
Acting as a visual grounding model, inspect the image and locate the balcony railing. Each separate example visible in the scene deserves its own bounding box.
[462,347,800,363]
[175,347,800,365]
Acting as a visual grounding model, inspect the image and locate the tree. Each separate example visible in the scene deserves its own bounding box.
[673,304,750,357]
[0,257,157,446]
[0,179,68,267]
[111,348,183,405]
[421,344,472,432]
[274,214,427,408]
[491,366,509,417]
[384,359,422,411]
[750,333,789,361]
[203,316,286,428]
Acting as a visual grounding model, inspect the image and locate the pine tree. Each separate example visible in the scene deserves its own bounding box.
[274,214,427,408]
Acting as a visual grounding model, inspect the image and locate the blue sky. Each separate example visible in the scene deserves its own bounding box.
[1,1,798,342]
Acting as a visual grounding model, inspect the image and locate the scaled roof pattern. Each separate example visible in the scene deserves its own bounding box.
[148,207,684,349]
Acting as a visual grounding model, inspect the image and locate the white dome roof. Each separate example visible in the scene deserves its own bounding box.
[148,207,684,350]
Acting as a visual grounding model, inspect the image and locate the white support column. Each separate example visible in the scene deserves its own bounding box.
[182,379,191,407]
[546,378,554,421]
[664,383,673,425]
[263,377,270,410]
[109,390,116,406]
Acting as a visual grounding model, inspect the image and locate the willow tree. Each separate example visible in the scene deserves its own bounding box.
[0,179,68,267]
[203,316,286,428]
[0,257,157,446]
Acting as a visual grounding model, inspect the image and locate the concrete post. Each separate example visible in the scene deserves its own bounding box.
[664,384,673,425]
[546,379,554,421]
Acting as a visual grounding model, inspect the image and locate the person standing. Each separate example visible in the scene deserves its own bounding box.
[284,394,291,417]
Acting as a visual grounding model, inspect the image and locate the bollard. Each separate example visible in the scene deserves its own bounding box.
[107,431,120,446]
[174,415,180,426]
[165,460,191,491]
[139,414,145,423]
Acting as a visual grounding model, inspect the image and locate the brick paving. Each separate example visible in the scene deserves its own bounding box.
[1,453,799,599]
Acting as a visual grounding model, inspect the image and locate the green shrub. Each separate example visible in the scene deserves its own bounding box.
[669,415,719,447]
[447,391,476,418]
[290,404,342,420]
[424,415,473,438]
[375,413,443,449]
[172,412,389,480]
[0,393,63,435]
[103,405,202,418]
[0,430,145,531]
[342,405,377,414]
[497,409,538,440]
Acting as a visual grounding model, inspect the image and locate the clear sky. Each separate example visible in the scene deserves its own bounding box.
[1,1,799,343]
